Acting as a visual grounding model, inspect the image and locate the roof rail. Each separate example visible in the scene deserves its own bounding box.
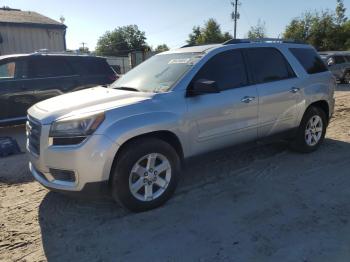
[223,38,305,45]
[32,49,92,56]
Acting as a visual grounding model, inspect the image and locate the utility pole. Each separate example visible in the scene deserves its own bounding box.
[81,42,87,50]
[231,0,241,39]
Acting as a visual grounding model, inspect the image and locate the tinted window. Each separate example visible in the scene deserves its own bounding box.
[193,50,248,91]
[290,48,328,74]
[334,56,346,64]
[69,57,113,76]
[246,48,294,84]
[89,59,114,74]
[29,57,74,78]
[345,56,350,62]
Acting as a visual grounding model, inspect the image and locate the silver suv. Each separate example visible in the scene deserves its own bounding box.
[27,39,335,212]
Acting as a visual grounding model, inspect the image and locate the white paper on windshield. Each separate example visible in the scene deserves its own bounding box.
[168,58,191,64]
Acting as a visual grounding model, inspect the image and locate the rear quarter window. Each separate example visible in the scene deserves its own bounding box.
[289,48,328,74]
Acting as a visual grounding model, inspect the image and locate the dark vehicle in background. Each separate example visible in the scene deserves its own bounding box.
[0,53,117,125]
[319,52,350,84]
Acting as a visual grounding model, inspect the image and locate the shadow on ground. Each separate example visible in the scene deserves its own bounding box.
[38,138,350,261]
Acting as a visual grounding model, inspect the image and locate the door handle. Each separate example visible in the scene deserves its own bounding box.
[241,96,255,103]
[290,87,300,93]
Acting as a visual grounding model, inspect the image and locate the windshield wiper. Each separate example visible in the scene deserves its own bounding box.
[114,87,140,92]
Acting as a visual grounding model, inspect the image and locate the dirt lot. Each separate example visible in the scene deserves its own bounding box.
[1,86,350,262]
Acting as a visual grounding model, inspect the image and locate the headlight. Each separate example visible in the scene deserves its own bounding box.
[49,112,105,138]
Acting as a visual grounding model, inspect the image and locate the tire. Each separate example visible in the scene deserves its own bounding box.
[290,106,327,153]
[111,138,181,212]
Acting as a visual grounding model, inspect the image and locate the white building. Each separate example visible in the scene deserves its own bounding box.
[0,7,66,55]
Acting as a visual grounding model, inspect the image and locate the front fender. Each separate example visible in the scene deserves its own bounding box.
[102,111,187,153]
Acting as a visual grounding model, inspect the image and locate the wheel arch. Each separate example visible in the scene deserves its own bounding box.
[307,100,330,123]
[108,130,184,185]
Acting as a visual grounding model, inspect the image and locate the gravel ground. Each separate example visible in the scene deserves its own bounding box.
[1,86,350,262]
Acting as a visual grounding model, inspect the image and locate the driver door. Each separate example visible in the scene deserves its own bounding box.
[186,49,258,155]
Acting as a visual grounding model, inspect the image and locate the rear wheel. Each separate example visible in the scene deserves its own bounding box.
[290,106,327,153]
[111,138,180,212]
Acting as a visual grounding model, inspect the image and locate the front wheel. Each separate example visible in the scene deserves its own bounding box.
[111,138,180,212]
[290,106,327,153]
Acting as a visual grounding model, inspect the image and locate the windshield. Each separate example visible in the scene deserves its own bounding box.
[111,52,203,93]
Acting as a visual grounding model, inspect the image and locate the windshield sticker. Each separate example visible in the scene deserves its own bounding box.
[154,83,170,93]
[168,58,191,64]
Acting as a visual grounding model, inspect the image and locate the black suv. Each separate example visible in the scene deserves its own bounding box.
[0,53,117,125]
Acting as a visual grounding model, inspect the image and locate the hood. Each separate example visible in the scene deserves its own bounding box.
[28,86,153,124]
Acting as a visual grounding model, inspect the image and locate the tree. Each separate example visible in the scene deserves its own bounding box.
[186,19,232,45]
[155,44,169,52]
[247,20,267,39]
[283,5,350,51]
[96,25,147,56]
[341,20,350,49]
[187,26,201,46]
[336,0,347,25]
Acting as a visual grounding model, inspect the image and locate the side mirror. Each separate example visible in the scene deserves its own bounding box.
[187,79,220,96]
[327,58,334,67]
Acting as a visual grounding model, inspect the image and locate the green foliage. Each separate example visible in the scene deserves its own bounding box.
[187,19,232,45]
[96,25,147,56]
[247,20,267,39]
[155,44,170,52]
[187,26,201,45]
[336,0,347,25]
[283,0,350,51]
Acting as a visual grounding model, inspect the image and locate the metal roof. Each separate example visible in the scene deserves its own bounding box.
[0,8,66,29]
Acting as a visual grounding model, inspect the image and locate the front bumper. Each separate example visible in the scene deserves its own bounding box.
[27,124,119,194]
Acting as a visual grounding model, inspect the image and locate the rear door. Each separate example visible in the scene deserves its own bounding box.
[27,56,79,104]
[244,47,300,138]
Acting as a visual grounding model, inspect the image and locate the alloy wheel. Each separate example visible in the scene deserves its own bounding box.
[305,115,323,146]
[128,153,172,201]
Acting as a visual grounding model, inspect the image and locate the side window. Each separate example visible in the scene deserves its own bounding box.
[0,61,16,80]
[69,58,113,76]
[334,56,346,64]
[289,48,328,74]
[245,48,295,84]
[29,57,74,78]
[345,56,350,63]
[87,59,114,75]
[193,50,248,91]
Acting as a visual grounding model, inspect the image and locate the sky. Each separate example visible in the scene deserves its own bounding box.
[3,0,350,51]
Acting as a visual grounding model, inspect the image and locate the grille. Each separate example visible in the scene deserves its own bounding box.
[27,116,41,156]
